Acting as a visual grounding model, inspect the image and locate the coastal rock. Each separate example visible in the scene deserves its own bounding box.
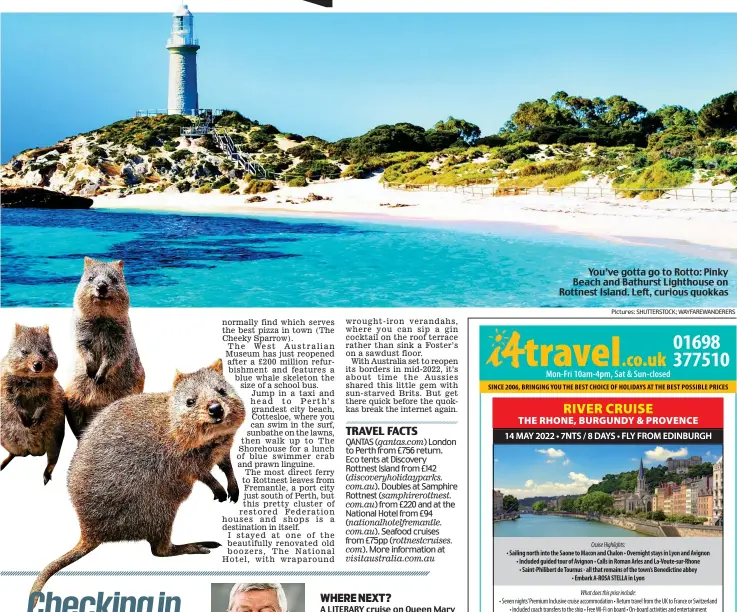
[78,183,99,197]
[304,192,332,202]
[121,165,141,186]
[0,186,93,209]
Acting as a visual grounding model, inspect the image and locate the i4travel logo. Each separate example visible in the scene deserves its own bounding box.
[484,328,667,369]
[479,326,735,382]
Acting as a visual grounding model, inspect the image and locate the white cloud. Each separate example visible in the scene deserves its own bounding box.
[643,446,688,464]
[545,459,556,464]
[500,472,600,498]
[536,448,565,458]
[562,458,571,466]
[705,451,714,459]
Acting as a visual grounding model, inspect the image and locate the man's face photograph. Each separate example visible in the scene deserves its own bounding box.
[231,588,282,612]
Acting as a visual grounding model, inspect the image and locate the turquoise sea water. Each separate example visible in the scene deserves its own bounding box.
[1,208,735,307]
[494,513,648,537]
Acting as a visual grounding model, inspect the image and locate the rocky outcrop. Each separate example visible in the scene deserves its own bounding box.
[0,186,93,209]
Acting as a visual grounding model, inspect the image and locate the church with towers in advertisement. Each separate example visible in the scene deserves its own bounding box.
[621,458,653,514]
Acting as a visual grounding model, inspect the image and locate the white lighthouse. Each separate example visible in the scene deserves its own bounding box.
[166,4,199,115]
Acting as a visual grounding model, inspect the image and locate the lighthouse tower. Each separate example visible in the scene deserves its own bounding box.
[166,4,199,115]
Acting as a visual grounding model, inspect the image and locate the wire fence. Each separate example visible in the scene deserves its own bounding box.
[382,181,736,202]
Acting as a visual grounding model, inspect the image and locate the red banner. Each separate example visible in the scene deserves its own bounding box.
[492,397,723,429]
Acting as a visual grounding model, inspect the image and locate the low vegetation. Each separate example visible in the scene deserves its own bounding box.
[3,93,735,198]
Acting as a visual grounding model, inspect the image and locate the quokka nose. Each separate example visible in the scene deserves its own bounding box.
[97,282,109,295]
[32,361,43,372]
[208,402,224,420]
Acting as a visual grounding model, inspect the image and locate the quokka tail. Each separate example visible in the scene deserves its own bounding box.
[30,539,99,600]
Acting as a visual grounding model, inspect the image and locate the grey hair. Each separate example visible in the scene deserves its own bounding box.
[227,583,288,612]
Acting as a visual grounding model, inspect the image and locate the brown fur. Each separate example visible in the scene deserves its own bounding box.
[1,324,66,484]
[32,359,245,594]
[65,257,145,438]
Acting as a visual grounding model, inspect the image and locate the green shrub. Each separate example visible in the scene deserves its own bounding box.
[694,157,718,170]
[89,145,107,159]
[284,133,305,142]
[170,149,191,162]
[496,141,540,163]
[631,153,650,168]
[289,143,326,161]
[211,176,230,189]
[517,159,580,177]
[383,158,429,183]
[720,159,737,176]
[198,183,213,194]
[476,135,507,147]
[434,161,502,186]
[163,141,178,152]
[215,110,256,130]
[544,170,586,188]
[305,135,329,148]
[663,157,694,172]
[648,126,697,151]
[152,157,172,172]
[288,160,341,180]
[711,140,734,154]
[250,130,275,149]
[261,154,292,175]
[287,176,308,187]
[341,164,370,179]
[244,179,276,194]
[262,143,280,154]
[614,160,693,199]
[219,182,239,194]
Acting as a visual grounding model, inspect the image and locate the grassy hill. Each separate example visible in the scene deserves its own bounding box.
[2,91,735,198]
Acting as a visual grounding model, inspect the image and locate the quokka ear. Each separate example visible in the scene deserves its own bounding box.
[84,256,95,267]
[112,260,124,271]
[40,325,50,333]
[208,359,223,375]
[14,323,24,336]
[173,370,186,388]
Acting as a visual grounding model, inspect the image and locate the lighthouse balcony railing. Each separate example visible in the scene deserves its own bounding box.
[166,36,200,47]
[137,109,202,117]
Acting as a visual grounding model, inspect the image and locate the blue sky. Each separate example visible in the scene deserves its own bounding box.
[494,444,722,499]
[2,12,736,161]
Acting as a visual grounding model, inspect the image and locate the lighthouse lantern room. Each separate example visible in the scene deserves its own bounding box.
[166,4,200,115]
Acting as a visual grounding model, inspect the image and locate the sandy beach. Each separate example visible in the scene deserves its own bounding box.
[92,176,737,252]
